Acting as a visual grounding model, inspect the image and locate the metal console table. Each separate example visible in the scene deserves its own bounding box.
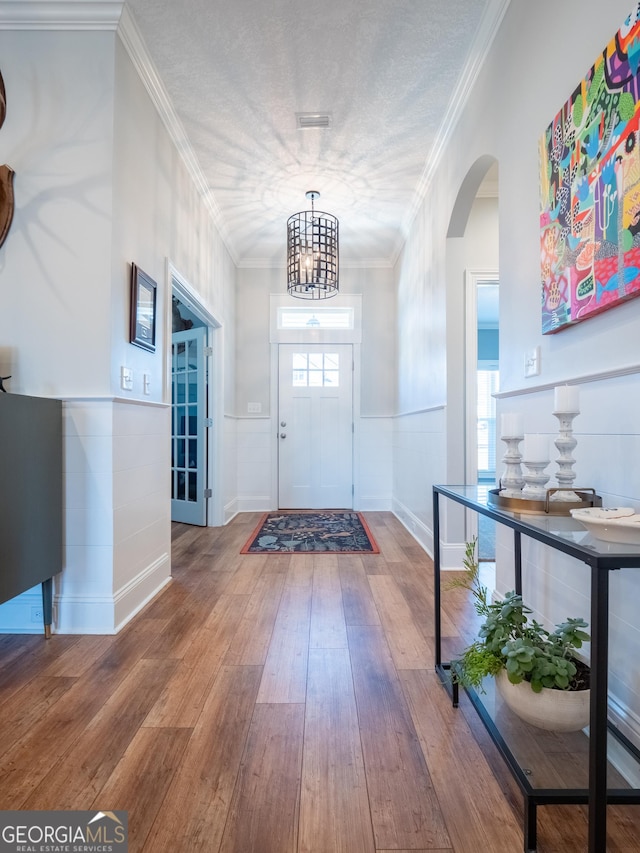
[433,484,640,853]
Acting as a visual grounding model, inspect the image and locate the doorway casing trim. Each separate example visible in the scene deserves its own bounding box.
[269,293,362,510]
[166,259,224,527]
[464,268,498,542]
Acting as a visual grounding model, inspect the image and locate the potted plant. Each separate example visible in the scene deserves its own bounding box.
[449,539,591,732]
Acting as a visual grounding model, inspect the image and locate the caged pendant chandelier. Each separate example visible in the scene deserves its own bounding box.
[287,190,339,299]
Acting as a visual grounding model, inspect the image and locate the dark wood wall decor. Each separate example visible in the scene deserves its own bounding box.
[0,70,15,250]
[0,71,6,128]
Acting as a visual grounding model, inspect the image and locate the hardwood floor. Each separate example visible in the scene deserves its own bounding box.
[1,512,639,851]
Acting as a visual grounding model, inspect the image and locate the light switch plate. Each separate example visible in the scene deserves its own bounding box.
[120,366,133,391]
[247,402,262,413]
[524,346,540,377]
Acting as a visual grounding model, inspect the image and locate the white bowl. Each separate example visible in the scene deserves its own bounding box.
[570,507,640,544]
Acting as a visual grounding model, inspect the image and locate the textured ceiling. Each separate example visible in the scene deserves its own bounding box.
[126,0,504,268]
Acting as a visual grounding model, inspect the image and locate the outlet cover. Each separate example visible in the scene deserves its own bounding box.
[247,402,262,414]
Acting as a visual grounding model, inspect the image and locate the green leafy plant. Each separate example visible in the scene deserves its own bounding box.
[449,539,590,694]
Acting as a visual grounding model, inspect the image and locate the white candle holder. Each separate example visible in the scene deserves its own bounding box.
[521,459,550,500]
[499,435,525,498]
[550,410,580,502]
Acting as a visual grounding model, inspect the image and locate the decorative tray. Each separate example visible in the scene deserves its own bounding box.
[487,488,602,516]
[569,507,640,544]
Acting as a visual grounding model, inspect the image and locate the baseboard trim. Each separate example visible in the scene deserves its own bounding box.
[54,553,171,634]
[391,499,468,570]
[608,691,640,786]
[224,498,239,524]
[114,553,171,632]
[236,497,273,513]
[0,589,46,634]
[439,542,468,571]
[358,497,393,511]
[392,498,433,556]
[55,594,118,635]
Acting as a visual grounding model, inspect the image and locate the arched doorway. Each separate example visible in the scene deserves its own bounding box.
[445,157,499,561]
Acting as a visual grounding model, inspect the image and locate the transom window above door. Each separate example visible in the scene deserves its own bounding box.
[277,306,353,330]
[292,352,339,387]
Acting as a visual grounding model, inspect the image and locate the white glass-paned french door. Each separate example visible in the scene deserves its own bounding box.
[171,326,207,525]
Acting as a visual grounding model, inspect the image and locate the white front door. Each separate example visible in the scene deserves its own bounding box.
[278,343,353,509]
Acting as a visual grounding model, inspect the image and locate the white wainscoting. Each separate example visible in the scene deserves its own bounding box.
[357,416,393,510]
[236,416,273,513]
[233,414,394,513]
[392,407,447,560]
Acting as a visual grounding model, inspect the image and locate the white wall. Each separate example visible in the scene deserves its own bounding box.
[446,196,499,547]
[394,194,499,555]
[0,12,236,633]
[395,0,640,743]
[0,28,117,632]
[234,265,395,510]
[0,31,114,396]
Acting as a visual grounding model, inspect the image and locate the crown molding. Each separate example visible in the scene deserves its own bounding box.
[0,0,123,29]
[398,0,511,254]
[0,1,239,266]
[116,6,238,266]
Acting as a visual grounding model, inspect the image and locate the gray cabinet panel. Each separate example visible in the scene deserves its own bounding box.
[0,393,63,606]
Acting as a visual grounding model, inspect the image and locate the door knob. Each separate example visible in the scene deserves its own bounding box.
[280,432,286,439]
[281,421,287,427]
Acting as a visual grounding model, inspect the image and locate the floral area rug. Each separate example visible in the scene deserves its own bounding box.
[241,510,380,554]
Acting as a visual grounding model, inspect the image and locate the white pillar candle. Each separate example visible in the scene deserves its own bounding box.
[554,384,580,413]
[500,412,524,437]
[523,433,549,463]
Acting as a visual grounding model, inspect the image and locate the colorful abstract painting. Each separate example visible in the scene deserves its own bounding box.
[539,3,640,333]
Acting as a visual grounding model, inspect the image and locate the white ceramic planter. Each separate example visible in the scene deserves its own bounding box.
[496,670,590,732]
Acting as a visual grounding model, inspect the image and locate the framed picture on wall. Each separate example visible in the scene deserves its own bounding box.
[130,263,157,352]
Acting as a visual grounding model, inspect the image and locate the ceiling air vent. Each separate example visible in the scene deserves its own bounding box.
[296,112,332,130]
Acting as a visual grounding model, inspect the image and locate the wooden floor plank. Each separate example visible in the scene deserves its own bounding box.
[347,624,451,850]
[0,675,77,760]
[92,726,192,853]
[142,664,263,853]
[225,553,267,594]
[368,574,432,669]
[0,617,169,809]
[362,515,406,564]
[143,571,232,660]
[400,668,523,853]
[256,575,312,704]
[223,571,286,665]
[42,634,115,677]
[338,554,381,626]
[0,512,638,853]
[0,634,43,682]
[309,557,348,650]
[299,648,375,853]
[0,635,81,704]
[23,658,178,810]
[143,593,249,727]
[219,703,305,853]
